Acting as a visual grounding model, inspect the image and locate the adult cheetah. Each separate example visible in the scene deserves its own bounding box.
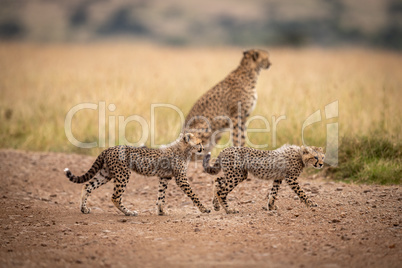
[64,133,210,216]
[184,49,271,155]
[203,145,325,214]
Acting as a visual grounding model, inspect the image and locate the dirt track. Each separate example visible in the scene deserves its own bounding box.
[0,149,401,267]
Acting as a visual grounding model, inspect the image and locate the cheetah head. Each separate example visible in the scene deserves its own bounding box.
[182,133,203,153]
[242,49,271,70]
[301,146,325,169]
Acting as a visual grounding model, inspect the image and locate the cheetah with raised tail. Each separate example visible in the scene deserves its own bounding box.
[65,133,210,216]
[203,145,325,214]
[184,49,271,155]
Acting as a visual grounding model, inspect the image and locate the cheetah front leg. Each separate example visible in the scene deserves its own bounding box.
[80,169,111,214]
[285,176,317,208]
[175,174,210,214]
[156,177,171,216]
[265,179,283,211]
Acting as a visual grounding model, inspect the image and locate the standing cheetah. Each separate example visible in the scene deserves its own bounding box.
[203,145,325,214]
[184,49,271,155]
[64,133,210,216]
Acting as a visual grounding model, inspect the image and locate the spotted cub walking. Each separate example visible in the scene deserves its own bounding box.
[65,133,210,216]
[203,145,325,214]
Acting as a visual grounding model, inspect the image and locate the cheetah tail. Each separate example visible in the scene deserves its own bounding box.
[203,152,221,175]
[64,153,105,184]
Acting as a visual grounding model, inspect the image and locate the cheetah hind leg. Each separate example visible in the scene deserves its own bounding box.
[111,171,138,216]
[214,177,239,214]
[220,195,239,214]
[80,170,111,214]
[264,179,282,211]
[212,196,220,211]
[212,177,222,211]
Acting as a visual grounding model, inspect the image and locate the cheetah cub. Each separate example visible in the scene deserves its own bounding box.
[65,133,210,216]
[203,145,325,214]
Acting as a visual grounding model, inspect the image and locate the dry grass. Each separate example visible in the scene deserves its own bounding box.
[0,43,401,158]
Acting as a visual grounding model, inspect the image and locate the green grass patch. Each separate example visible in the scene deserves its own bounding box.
[326,136,402,185]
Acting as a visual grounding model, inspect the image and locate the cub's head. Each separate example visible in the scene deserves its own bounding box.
[182,133,203,153]
[301,146,325,169]
[241,49,271,70]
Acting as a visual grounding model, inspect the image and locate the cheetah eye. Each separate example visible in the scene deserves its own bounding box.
[314,156,318,160]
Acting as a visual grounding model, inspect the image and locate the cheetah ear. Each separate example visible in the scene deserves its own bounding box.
[311,146,324,152]
[301,145,309,155]
[252,51,259,61]
[183,133,191,143]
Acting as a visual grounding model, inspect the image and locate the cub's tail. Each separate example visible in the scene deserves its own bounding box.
[64,152,105,184]
[203,152,221,175]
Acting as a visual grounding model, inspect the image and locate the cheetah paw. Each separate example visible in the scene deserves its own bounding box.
[125,210,138,216]
[157,205,167,216]
[226,209,239,214]
[212,198,221,211]
[200,208,211,214]
[157,209,168,216]
[268,205,278,211]
[81,207,91,214]
[306,200,318,208]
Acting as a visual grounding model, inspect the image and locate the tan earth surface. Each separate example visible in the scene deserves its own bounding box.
[0,149,401,267]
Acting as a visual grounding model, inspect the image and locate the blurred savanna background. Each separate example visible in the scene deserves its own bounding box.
[0,0,401,184]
